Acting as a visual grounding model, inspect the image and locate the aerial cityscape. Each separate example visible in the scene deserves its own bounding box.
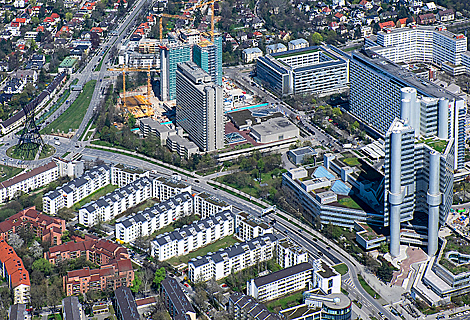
[0,0,469,319]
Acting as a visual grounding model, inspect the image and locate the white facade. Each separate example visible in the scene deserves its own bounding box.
[115,192,192,243]
[194,192,232,219]
[236,212,273,241]
[110,164,149,187]
[277,238,309,269]
[54,158,84,179]
[43,165,110,215]
[312,259,341,295]
[152,176,192,202]
[246,262,313,302]
[13,284,30,305]
[188,234,278,283]
[288,39,309,51]
[78,177,153,227]
[151,210,235,261]
[0,161,59,204]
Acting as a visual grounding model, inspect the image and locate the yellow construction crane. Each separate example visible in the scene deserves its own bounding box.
[158,13,195,41]
[184,0,219,42]
[108,66,159,109]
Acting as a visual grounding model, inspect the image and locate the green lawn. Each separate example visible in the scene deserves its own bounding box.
[342,157,361,166]
[42,80,97,135]
[62,152,71,158]
[73,184,118,210]
[167,236,239,266]
[7,144,55,160]
[0,165,23,182]
[266,291,305,312]
[358,274,381,299]
[333,263,349,275]
[337,197,362,209]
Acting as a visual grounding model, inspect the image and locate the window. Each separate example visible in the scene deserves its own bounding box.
[328,279,333,288]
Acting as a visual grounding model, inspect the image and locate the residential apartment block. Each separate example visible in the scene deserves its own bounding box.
[277,238,309,269]
[161,277,196,320]
[236,212,273,241]
[78,177,153,227]
[114,286,140,320]
[63,259,134,296]
[0,161,58,204]
[9,304,30,320]
[45,238,129,265]
[0,207,65,246]
[110,164,149,187]
[247,262,313,302]
[194,192,232,219]
[115,192,193,243]
[0,238,30,304]
[312,259,341,295]
[256,45,348,97]
[151,210,235,261]
[188,234,278,283]
[153,176,192,201]
[228,292,282,320]
[43,165,110,215]
[62,296,85,320]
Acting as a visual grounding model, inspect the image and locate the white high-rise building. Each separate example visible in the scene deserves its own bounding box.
[175,61,224,152]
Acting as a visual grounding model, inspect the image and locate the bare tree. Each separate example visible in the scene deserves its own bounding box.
[8,233,24,251]
[29,240,43,259]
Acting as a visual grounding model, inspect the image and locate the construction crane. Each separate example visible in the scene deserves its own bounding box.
[158,13,195,41]
[108,66,159,109]
[184,0,219,42]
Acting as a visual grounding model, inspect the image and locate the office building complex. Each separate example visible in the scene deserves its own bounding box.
[0,161,58,204]
[114,286,140,320]
[281,292,352,320]
[0,238,30,304]
[187,234,278,283]
[247,262,313,302]
[228,292,282,320]
[160,43,192,101]
[115,192,193,243]
[349,49,466,170]
[0,207,65,246]
[161,277,196,320]
[366,26,468,75]
[62,296,85,320]
[176,62,224,151]
[43,165,110,215]
[256,45,348,97]
[151,210,235,261]
[78,177,153,227]
[192,35,222,86]
[193,192,232,219]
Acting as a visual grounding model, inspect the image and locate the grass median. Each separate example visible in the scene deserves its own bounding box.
[42,80,97,135]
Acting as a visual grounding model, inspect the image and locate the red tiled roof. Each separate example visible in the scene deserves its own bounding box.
[379,20,395,29]
[0,238,30,288]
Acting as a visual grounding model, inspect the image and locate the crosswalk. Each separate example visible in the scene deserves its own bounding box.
[343,277,356,289]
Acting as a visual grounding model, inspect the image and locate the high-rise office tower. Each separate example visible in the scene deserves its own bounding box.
[192,35,223,86]
[175,62,224,152]
[384,87,454,257]
[349,49,466,170]
[159,44,192,101]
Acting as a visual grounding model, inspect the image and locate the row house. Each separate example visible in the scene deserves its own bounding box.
[0,238,30,304]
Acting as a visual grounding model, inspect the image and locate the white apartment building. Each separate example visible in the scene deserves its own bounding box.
[0,161,59,204]
[312,259,341,295]
[187,234,278,283]
[151,210,235,261]
[194,192,232,219]
[153,176,192,201]
[369,26,467,74]
[43,165,110,215]
[277,238,309,269]
[78,177,153,227]
[288,39,309,51]
[53,157,84,179]
[236,212,273,241]
[115,192,193,243]
[246,262,314,302]
[110,164,149,187]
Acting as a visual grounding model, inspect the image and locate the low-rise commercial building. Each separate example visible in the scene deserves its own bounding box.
[228,292,282,320]
[114,286,140,320]
[288,147,317,165]
[161,277,196,320]
[0,207,65,246]
[0,238,30,304]
[193,192,232,219]
[188,234,278,282]
[79,177,153,227]
[0,161,58,204]
[151,210,235,261]
[43,165,110,215]
[250,117,299,144]
[64,259,134,295]
[247,262,314,302]
[62,296,85,320]
[115,192,193,243]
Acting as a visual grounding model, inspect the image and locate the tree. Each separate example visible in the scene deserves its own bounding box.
[65,12,73,21]
[351,121,360,132]
[131,272,142,293]
[32,258,52,275]
[153,267,166,289]
[379,242,389,254]
[29,240,43,259]
[311,32,323,45]
[127,114,136,128]
[8,233,24,250]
